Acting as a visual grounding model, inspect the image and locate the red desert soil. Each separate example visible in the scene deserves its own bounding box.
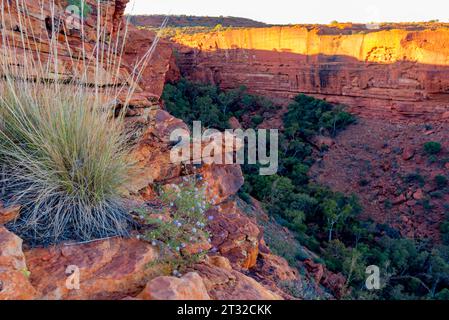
[310,118,449,241]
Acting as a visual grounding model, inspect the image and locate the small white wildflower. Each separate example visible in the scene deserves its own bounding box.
[192,228,197,234]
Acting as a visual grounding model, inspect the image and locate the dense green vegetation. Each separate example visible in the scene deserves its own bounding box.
[163,78,449,300]
[424,141,442,155]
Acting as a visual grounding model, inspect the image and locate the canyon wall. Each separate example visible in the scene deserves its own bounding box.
[0,0,175,106]
[172,26,449,120]
[1,1,325,300]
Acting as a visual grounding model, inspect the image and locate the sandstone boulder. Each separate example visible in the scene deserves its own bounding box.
[25,238,159,300]
[208,200,261,270]
[194,261,282,300]
[0,227,36,300]
[126,109,188,194]
[0,203,20,225]
[304,259,347,299]
[413,189,425,201]
[402,146,415,161]
[228,117,242,130]
[138,272,211,300]
[201,165,244,205]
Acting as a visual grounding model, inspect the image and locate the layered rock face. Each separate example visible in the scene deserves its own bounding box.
[172,26,449,120]
[0,0,176,107]
[0,1,315,300]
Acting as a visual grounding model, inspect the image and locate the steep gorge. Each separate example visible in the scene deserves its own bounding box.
[172,25,449,120]
[0,0,328,300]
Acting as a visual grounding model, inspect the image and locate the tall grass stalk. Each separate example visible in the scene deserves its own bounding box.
[0,0,167,245]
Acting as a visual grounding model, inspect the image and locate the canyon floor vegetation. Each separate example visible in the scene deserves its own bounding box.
[163,78,449,300]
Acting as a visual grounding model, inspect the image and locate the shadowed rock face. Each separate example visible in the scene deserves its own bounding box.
[172,26,449,121]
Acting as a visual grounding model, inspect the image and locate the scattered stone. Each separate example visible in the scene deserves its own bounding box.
[392,194,407,205]
[138,272,211,300]
[207,256,233,271]
[413,189,425,201]
[0,203,20,225]
[208,200,261,270]
[402,146,415,161]
[194,262,282,300]
[228,116,242,129]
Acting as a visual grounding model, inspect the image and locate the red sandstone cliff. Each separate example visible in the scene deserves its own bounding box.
[0,0,176,107]
[0,1,322,301]
[172,26,449,120]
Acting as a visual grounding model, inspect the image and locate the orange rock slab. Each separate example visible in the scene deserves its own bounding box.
[24,238,159,300]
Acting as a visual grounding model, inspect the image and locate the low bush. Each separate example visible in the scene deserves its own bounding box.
[435,175,448,189]
[251,115,264,126]
[143,177,212,271]
[404,172,426,187]
[424,141,442,155]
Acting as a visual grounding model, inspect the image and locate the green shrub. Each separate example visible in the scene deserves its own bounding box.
[424,142,442,155]
[435,175,448,189]
[359,179,370,187]
[143,177,211,270]
[441,218,449,246]
[251,115,264,126]
[404,172,426,187]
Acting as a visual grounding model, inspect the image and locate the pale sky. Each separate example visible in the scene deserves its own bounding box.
[125,0,448,24]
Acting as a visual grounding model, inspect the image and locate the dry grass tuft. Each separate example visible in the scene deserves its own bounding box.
[0,0,167,245]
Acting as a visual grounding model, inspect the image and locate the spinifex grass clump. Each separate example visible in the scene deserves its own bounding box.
[0,0,166,245]
[0,83,133,245]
